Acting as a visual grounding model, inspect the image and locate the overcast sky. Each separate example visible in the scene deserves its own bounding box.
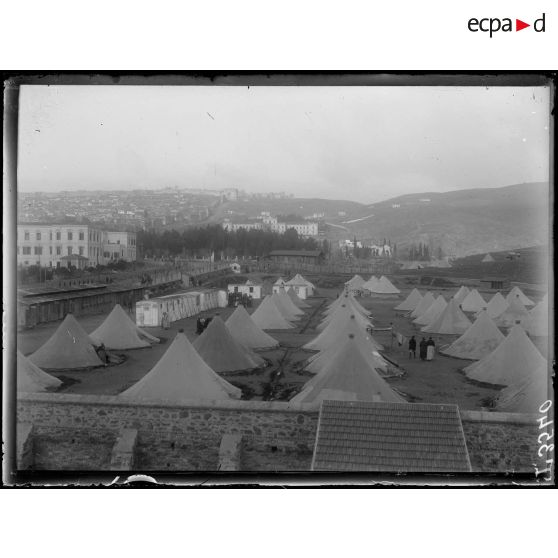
[17,85,550,203]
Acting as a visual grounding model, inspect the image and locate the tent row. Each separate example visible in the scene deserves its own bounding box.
[395,285,546,336]
[286,292,405,406]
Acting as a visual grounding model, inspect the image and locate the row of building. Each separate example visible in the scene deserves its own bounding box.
[222,212,319,237]
[17,224,137,269]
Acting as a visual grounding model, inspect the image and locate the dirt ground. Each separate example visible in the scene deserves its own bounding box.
[17,281,549,411]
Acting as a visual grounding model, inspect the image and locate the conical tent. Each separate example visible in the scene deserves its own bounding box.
[464,325,547,387]
[410,292,436,318]
[421,299,472,334]
[120,333,241,402]
[225,305,279,350]
[495,363,548,413]
[318,301,372,332]
[29,314,103,370]
[273,277,286,286]
[270,292,303,321]
[506,286,534,307]
[482,253,495,263]
[194,316,264,373]
[251,296,294,330]
[453,286,470,304]
[413,295,447,326]
[275,288,305,317]
[375,276,401,294]
[394,288,422,311]
[496,296,530,328]
[484,292,509,319]
[291,336,406,405]
[441,311,505,360]
[17,350,62,392]
[89,304,158,350]
[345,275,365,289]
[325,294,368,317]
[525,300,549,337]
[287,287,310,309]
[306,319,388,376]
[305,312,380,352]
[460,289,487,313]
[362,276,380,292]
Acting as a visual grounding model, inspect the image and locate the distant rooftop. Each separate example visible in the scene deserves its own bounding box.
[312,400,472,472]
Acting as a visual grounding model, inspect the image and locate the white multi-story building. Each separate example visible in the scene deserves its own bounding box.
[17,224,136,268]
[222,213,318,237]
[103,231,137,262]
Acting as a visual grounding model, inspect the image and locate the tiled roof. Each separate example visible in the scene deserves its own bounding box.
[312,400,472,472]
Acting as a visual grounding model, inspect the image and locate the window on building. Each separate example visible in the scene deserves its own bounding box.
[56,246,61,255]
[49,247,53,255]
[79,231,84,240]
[249,287,254,293]
[23,247,31,255]
[36,232,41,240]
[68,231,73,240]
[49,231,53,241]
[24,261,29,265]
[24,231,30,240]
[79,246,84,255]
[67,246,73,255]
[56,231,61,240]
[34,246,42,255]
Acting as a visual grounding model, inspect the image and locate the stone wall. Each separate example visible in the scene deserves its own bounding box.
[460,411,540,473]
[17,393,319,471]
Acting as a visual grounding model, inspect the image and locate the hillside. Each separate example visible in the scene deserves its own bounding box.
[336,182,549,257]
[207,197,366,222]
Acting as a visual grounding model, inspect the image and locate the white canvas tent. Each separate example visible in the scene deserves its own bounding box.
[410,292,436,319]
[421,299,472,335]
[441,311,505,360]
[463,325,547,387]
[194,316,264,372]
[494,363,549,413]
[525,299,549,337]
[90,304,159,350]
[394,288,423,312]
[304,312,380,352]
[453,286,470,305]
[251,295,294,330]
[482,253,495,263]
[495,296,530,328]
[484,292,509,319]
[120,333,241,402]
[291,335,406,405]
[305,318,389,376]
[362,276,380,292]
[413,295,447,326]
[460,289,487,313]
[29,314,103,370]
[17,350,62,392]
[225,305,279,350]
[271,290,305,320]
[506,286,535,307]
[317,300,372,332]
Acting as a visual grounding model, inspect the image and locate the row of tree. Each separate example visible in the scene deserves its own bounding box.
[138,226,323,259]
[407,243,444,261]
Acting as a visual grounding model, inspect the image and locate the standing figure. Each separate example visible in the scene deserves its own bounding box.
[426,337,436,361]
[419,337,427,361]
[408,336,417,358]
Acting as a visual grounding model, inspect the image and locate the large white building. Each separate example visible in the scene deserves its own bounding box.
[17,224,137,268]
[222,212,318,238]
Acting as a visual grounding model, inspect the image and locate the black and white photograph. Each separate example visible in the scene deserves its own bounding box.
[3,74,554,484]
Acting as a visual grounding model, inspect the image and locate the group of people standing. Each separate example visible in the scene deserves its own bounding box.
[408,335,436,361]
